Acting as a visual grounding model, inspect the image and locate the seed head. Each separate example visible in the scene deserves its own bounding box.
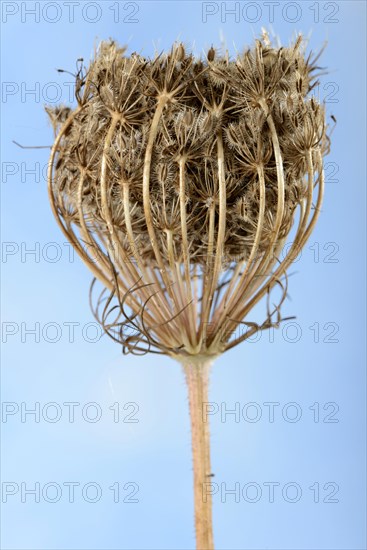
[47,34,330,358]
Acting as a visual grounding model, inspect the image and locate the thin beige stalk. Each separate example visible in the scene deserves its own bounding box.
[100,116,141,289]
[179,157,198,350]
[121,179,182,345]
[199,202,216,347]
[47,107,114,291]
[142,96,175,294]
[210,104,286,343]
[225,148,324,350]
[182,356,215,550]
[200,127,226,345]
[210,163,266,348]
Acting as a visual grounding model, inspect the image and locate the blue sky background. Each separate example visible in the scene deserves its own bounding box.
[1,1,366,549]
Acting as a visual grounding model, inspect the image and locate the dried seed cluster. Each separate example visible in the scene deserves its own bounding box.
[47,35,329,357]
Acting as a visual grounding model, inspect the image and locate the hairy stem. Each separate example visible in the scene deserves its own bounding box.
[182,356,215,550]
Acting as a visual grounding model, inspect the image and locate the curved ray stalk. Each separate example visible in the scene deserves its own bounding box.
[142,95,184,316]
[225,148,324,350]
[209,103,285,347]
[48,107,115,291]
[179,157,199,351]
[210,163,266,349]
[200,127,226,348]
[121,178,182,345]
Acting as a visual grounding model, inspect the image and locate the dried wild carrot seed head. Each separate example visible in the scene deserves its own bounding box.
[47,34,330,358]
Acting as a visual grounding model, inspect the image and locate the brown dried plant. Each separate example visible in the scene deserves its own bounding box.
[46,33,330,549]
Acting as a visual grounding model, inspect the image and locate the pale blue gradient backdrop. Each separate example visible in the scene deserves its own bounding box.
[1,1,366,549]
